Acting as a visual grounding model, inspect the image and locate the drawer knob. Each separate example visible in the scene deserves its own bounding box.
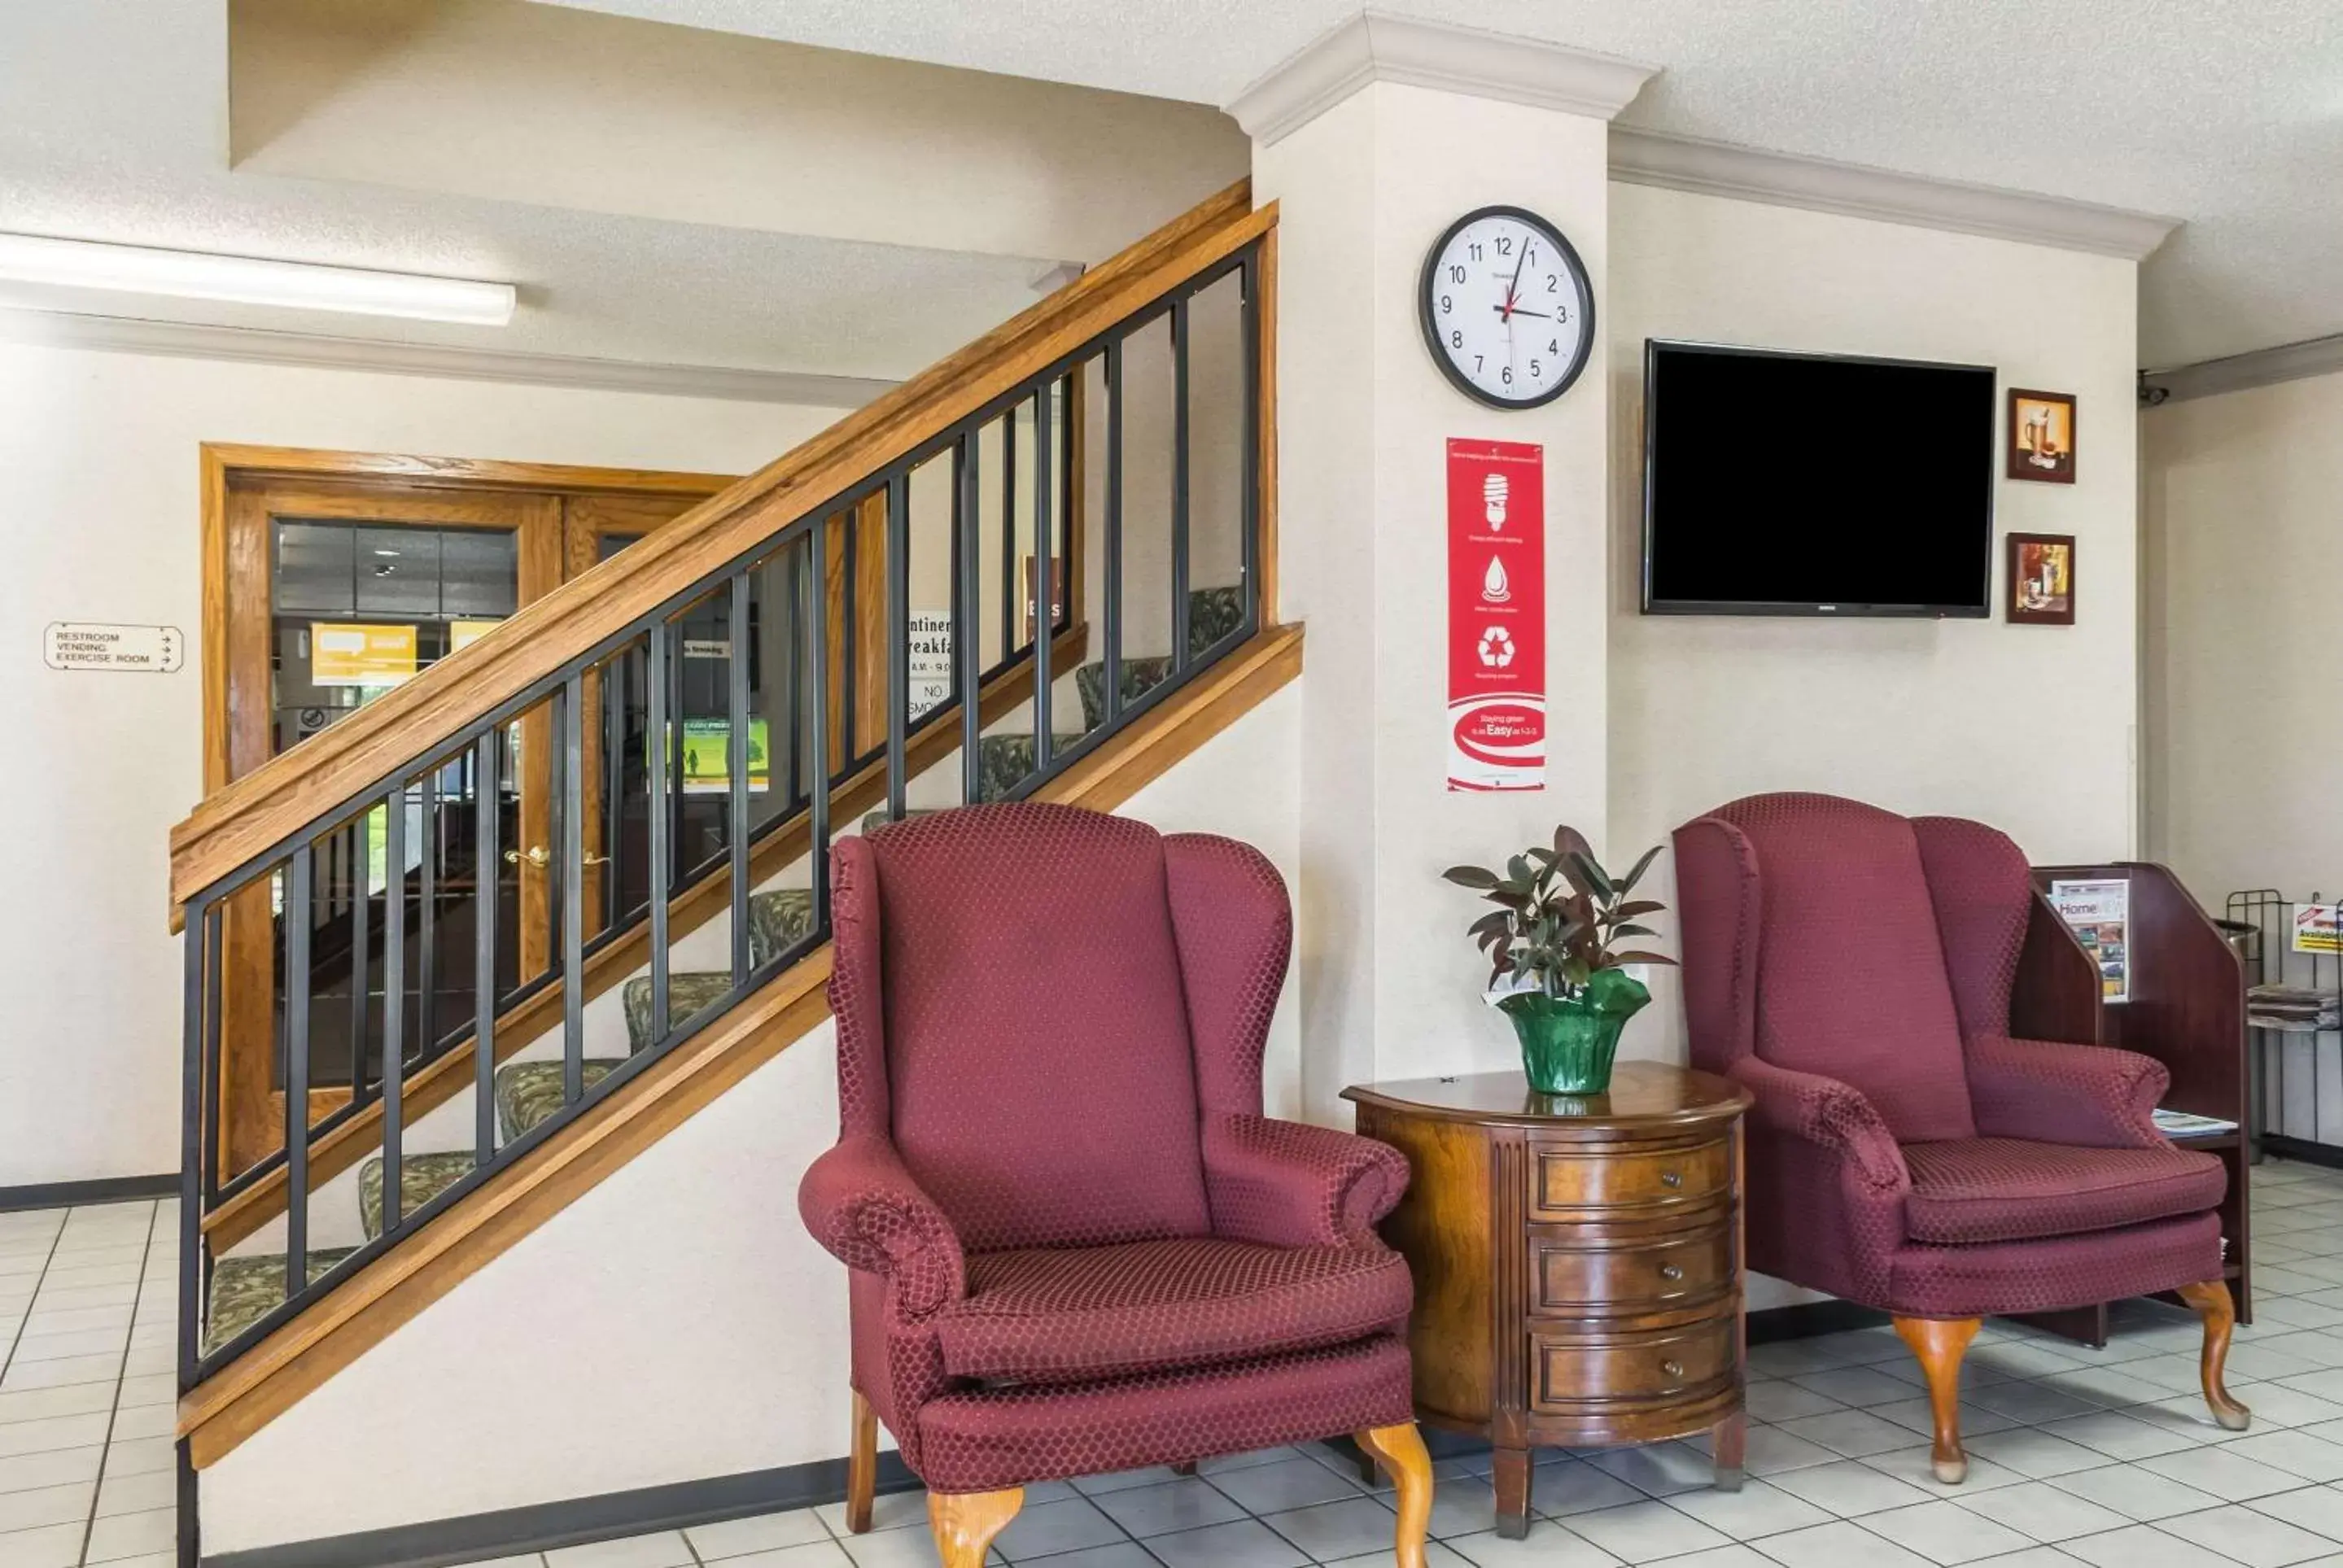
[1660,1171,1683,1188]
[1659,1264,1685,1281]
[1661,1360,1685,1378]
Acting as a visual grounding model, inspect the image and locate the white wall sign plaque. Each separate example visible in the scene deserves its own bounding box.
[44,622,184,673]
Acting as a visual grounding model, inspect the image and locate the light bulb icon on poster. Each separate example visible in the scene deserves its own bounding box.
[1484,472,1508,529]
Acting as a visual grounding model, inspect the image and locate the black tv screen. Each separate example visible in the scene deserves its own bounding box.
[1641,341,1995,617]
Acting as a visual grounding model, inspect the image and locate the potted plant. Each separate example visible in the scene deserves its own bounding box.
[1443,827,1676,1095]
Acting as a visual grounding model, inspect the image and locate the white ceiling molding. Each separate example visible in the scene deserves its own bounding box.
[1226,11,1659,146]
[1610,129,2181,262]
[0,308,894,408]
[2144,333,2343,404]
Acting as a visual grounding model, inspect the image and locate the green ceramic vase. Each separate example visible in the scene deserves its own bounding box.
[1499,968,1653,1094]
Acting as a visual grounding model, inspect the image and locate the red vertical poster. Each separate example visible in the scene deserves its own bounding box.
[1446,438,1545,792]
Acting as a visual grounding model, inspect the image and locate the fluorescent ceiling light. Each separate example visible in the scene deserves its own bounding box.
[0,234,516,326]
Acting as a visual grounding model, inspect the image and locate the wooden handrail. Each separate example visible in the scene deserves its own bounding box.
[179,622,1305,1468]
[198,622,1087,1251]
[168,181,1270,912]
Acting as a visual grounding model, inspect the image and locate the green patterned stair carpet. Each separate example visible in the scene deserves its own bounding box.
[204,1248,358,1354]
[357,1150,475,1241]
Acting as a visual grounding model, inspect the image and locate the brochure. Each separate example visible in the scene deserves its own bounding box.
[2048,877,2131,1003]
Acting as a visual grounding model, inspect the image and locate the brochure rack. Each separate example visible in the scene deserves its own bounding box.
[2226,888,2343,1169]
[2017,863,2252,1341]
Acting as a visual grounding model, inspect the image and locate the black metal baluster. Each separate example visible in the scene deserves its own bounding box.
[785,548,803,812]
[885,473,909,821]
[1000,415,1016,657]
[1104,338,1126,726]
[562,675,586,1103]
[199,906,221,1212]
[841,509,859,763]
[285,848,313,1299]
[807,521,831,936]
[648,626,671,1043]
[349,815,369,1103]
[382,788,404,1234]
[728,575,752,985]
[1172,294,1193,670]
[419,771,437,1055]
[472,733,497,1162]
[958,432,982,805]
[1034,386,1054,770]
[603,655,624,929]
[179,895,208,1389]
[1242,251,1262,636]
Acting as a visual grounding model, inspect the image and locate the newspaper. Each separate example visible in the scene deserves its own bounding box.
[2048,878,2131,1003]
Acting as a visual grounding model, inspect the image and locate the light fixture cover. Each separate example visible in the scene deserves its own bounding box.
[0,234,516,326]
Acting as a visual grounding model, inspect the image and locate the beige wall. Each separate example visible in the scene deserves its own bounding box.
[1606,184,2144,1085]
[0,341,844,1189]
[2142,369,2343,903]
[231,0,1249,267]
[199,681,1305,1551]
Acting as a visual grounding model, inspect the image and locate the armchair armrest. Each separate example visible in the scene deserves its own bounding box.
[1965,1034,2169,1148]
[1730,1056,1909,1195]
[797,1135,966,1320]
[1203,1114,1410,1248]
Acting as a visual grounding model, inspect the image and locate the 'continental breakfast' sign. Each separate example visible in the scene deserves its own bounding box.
[45,622,183,673]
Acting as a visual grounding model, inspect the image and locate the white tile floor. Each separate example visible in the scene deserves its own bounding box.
[15,1161,2343,1568]
[0,1199,177,1568]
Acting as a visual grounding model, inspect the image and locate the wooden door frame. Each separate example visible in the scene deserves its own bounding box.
[197,445,737,1181]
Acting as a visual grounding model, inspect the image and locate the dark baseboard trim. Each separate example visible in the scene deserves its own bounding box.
[203,1452,922,1568]
[1747,1299,1889,1343]
[0,1174,177,1213]
[204,1303,1886,1568]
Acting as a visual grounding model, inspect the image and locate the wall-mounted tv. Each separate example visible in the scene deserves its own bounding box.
[1641,340,1996,617]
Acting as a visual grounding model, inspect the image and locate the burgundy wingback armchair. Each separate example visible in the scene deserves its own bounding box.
[1674,793,2247,1483]
[798,802,1434,1567]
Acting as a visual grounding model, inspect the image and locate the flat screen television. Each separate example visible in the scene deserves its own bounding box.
[1641,340,1996,617]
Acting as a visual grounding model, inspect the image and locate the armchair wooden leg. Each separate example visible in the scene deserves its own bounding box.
[929,1487,1022,1568]
[846,1389,877,1534]
[1894,1315,1981,1483]
[1356,1422,1433,1568]
[2178,1279,2253,1432]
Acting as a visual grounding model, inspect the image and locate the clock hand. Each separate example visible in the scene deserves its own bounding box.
[1493,306,1551,320]
[1502,234,1531,321]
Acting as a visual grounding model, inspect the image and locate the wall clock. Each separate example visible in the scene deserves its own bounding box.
[1418,205,1594,410]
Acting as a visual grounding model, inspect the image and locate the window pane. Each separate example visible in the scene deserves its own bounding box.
[274,522,354,614]
[441,528,518,617]
[352,526,441,616]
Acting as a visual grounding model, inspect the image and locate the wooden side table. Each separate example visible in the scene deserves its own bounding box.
[1345,1062,1752,1540]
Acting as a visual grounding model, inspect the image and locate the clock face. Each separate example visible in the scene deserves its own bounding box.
[1418,206,1594,409]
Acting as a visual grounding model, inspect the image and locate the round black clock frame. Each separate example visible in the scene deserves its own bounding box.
[1417,203,1596,412]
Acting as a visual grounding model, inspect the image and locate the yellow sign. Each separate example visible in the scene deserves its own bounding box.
[313,622,417,687]
[680,718,771,795]
[449,618,500,653]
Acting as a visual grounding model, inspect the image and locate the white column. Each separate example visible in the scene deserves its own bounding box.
[1230,18,1655,1112]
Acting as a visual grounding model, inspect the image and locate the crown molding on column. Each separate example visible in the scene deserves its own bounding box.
[1610,129,2182,261]
[1226,11,1660,146]
[2142,332,2343,404]
[0,307,894,408]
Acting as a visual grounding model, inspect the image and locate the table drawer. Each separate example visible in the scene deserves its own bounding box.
[1531,1317,1737,1413]
[1531,1224,1733,1316]
[1531,1138,1729,1218]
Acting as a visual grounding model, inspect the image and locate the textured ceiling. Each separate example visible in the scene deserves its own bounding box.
[536,0,2343,369]
[0,2,1070,382]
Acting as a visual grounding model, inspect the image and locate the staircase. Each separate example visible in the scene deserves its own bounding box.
[166,182,1287,1474]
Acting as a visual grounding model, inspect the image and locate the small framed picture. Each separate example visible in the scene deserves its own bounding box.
[2007,388,2077,483]
[2007,533,2075,625]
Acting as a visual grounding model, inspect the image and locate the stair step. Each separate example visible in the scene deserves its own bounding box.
[357,1150,474,1242]
[204,1247,358,1354]
[495,1058,624,1143]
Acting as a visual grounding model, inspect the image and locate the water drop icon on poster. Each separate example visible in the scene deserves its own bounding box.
[1481,556,1510,603]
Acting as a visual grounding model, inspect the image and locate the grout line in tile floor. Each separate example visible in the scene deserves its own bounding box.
[16,1166,2343,1566]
